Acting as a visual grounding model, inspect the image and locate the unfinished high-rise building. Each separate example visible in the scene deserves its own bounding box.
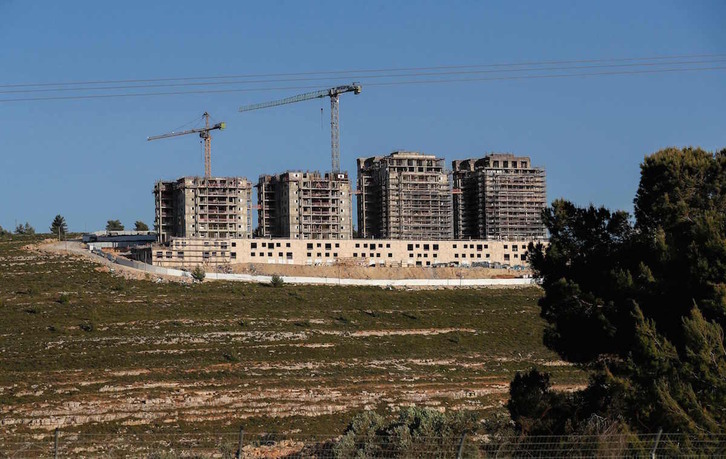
[256,171,353,239]
[154,176,253,243]
[452,154,547,240]
[357,151,453,240]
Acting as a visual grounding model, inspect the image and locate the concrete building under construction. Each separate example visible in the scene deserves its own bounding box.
[357,151,453,240]
[256,171,353,239]
[154,176,253,243]
[452,154,547,240]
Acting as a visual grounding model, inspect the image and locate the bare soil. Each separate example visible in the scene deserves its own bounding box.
[232,262,525,280]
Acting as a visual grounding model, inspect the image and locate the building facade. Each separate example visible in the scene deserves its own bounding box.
[451,154,547,240]
[153,176,253,243]
[256,171,353,240]
[357,151,453,240]
[152,236,536,269]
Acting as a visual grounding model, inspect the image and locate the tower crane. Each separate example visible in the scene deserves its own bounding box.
[239,83,362,173]
[147,112,226,178]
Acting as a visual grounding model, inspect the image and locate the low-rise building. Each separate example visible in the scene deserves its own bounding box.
[82,231,157,250]
[151,237,537,269]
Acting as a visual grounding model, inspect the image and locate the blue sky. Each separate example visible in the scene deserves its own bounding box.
[0,1,724,232]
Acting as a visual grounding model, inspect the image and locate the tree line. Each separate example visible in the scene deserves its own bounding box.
[0,216,151,238]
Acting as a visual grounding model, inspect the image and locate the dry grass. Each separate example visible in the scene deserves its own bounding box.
[0,234,583,440]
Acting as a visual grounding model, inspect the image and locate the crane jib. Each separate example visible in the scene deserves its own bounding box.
[237,83,361,173]
[146,112,224,178]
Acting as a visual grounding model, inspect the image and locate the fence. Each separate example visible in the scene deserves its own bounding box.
[87,244,536,288]
[2,430,725,458]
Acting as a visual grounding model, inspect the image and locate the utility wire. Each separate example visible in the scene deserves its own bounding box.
[365,65,726,87]
[0,58,723,95]
[0,53,724,89]
[0,65,723,103]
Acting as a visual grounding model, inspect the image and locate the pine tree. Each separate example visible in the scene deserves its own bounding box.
[50,215,68,239]
[512,147,726,437]
[15,222,35,235]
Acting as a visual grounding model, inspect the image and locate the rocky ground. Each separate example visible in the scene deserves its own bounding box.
[0,236,583,456]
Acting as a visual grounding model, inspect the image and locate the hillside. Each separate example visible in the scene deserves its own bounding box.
[0,236,583,444]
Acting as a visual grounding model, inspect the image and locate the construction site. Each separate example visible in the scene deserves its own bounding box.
[142,83,547,273]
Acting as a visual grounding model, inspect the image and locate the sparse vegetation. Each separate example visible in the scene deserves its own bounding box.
[0,233,582,445]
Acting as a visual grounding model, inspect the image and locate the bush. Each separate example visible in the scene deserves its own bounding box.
[222,351,239,362]
[334,407,478,458]
[191,265,206,282]
[57,293,70,304]
[270,274,284,288]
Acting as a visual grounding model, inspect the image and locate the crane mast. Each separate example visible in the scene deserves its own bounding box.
[147,112,226,178]
[239,83,362,173]
[202,113,212,178]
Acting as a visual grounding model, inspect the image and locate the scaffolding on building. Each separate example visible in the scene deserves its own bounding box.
[452,154,547,240]
[256,171,353,240]
[357,151,453,240]
[154,176,253,242]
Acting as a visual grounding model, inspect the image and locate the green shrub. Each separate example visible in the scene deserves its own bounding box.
[58,293,70,304]
[191,265,206,282]
[222,351,239,362]
[270,274,284,288]
[334,407,479,458]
